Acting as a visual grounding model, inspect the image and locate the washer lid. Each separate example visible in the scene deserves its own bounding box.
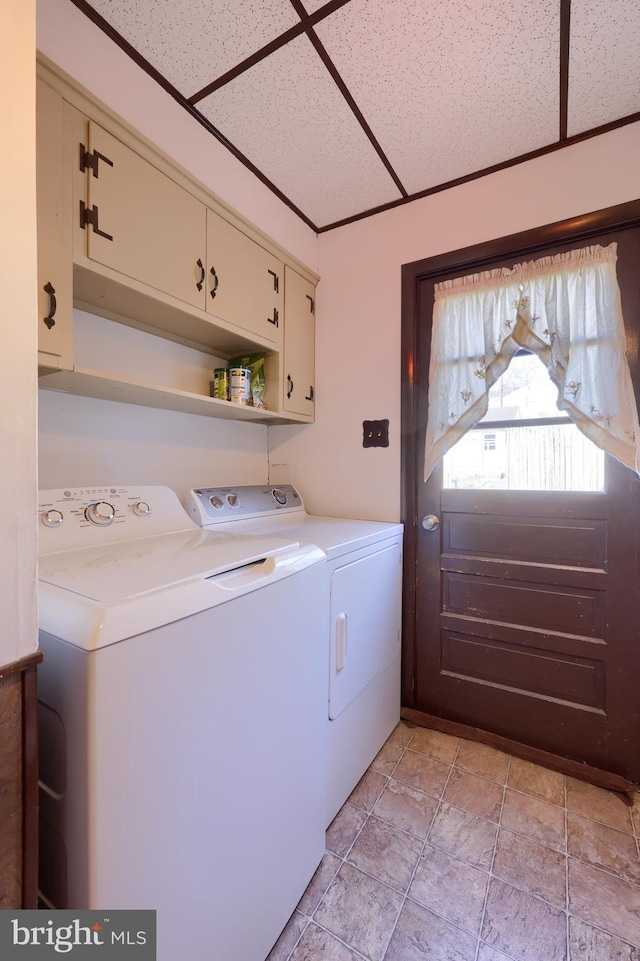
[38,528,302,602]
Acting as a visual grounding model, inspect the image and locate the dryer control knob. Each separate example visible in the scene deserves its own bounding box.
[226,493,239,507]
[85,501,116,526]
[209,495,224,510]
[42,509,64,528]
[132,501,151,517]
[272,488,288,506]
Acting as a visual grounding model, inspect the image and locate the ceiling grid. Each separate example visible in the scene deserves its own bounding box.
[71,0,640,231]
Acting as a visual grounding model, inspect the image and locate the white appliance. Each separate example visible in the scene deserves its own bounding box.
[37,485,328,961]
[187,485,403,824]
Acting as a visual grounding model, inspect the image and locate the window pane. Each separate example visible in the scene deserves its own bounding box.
[483,352,569,422]
[443,423,605,491]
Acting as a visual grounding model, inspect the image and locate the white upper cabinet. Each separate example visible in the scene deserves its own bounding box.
[79,122,207,311]
[36,79,73,371]
[283,267,315,419]
[36,57,318,425]
[206,210,283,346]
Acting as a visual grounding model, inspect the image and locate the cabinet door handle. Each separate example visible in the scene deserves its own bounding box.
[43,282,57,330]
[287,375,294,399]
[304,385,314,402]
[267,308,279,327]
[196,258,205,291]
[210,265,219,299]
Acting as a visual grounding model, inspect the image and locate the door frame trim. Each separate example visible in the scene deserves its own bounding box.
[401,198,640,709]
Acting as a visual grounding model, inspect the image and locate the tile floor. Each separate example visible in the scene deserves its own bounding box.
[267,722,640,961]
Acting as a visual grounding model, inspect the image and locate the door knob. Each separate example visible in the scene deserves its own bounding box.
[422,514,440,531]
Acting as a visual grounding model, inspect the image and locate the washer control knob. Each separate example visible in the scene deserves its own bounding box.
[272,488,288,506]
[85,501,116,526]
[209,495,224,510]
[132,501,151,517]
[42,509,64,528]
[226,493,239,508]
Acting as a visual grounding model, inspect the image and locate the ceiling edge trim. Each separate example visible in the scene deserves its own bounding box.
[317,112,640,233]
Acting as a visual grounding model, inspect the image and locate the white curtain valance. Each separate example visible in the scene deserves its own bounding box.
[424,243,640,480]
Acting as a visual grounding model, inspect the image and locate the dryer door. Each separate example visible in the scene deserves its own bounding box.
[329,539,402,720]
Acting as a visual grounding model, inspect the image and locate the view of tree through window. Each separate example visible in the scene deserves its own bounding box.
[443,352,605,491]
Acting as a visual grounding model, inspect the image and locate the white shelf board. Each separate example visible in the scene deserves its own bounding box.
[38,366,296,424]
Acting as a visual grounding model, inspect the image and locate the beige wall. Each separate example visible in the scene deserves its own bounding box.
[270,121,640,520]
[0,0,38,666]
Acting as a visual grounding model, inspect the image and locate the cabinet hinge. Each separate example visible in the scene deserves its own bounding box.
[268,269,279,293]
[306,294,315,315]
[79,201,114,241]
[304,385,315,402]
[267,307,279,328]
[79,143,114,178]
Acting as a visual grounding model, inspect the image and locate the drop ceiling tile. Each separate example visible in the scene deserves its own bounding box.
[300,0,335,13]
[314,0,560,194]
[198,33,403,227]
[85,0,301,97]
[568,0,640,137]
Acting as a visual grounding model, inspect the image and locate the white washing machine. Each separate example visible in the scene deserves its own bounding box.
[186,485,403,824]
[37,485,328,961]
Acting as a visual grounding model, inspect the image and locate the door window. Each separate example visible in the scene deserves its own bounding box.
[443,351,605,491]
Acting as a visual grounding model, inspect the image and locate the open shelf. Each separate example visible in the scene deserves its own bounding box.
[38,366,299,424]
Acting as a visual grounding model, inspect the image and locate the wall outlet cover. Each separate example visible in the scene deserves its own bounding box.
[363,419,389,448]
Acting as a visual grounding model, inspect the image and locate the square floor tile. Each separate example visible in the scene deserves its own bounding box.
[347,815,422,892]
[370,738,405,776]
[444,767,504,822]
[409,842,489,934]
[482,877,567,961]
[455,740,510,784]
[568,857,640,946]
[348,769,388,812]
[568,811,640,884]
[296,851,342,916]
[493,827,566,908]
[507,757,565,806]
[408,726,461,763]
[428,800,498,869]
[569,915,640,960]
[393,749,451,797]
[384,898,477,961]
[387,720,415,747]
[372,777,438,839]
[314,862,402,961]
[289,922,363,961]
[501,788,566,852]
[326,802,367,857]
[566,778,634,834]
[477,944,517,961]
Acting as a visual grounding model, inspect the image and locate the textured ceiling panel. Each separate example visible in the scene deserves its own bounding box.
[85,0,300,97]
[198,33,403,226]
[568,0,640,137]
[300,0,333,13]
[314,0,560,194]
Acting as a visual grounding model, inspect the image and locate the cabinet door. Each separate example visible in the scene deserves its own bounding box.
[83,122,207,310]
[283,267,315,417]
[36,80,73,370]
[206,210,283,345]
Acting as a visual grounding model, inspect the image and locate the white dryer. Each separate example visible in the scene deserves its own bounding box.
[37,485,327,961]
[187,485,403,824]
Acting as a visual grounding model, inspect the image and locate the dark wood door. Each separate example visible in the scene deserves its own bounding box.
[402,204,640,782]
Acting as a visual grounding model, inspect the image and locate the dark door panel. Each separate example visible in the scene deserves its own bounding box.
[402,202,640,781]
